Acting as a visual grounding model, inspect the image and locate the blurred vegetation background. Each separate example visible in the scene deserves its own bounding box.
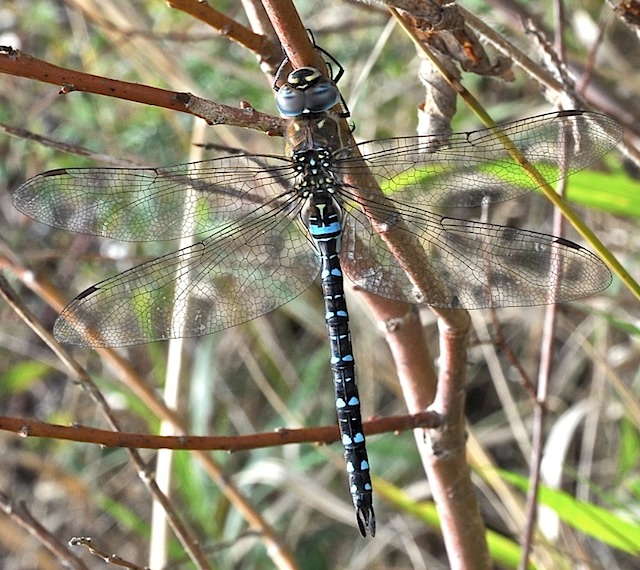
[1,1,639,568]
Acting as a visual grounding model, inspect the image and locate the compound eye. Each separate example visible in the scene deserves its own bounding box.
[275,84,306,117]
[304,78,340,113]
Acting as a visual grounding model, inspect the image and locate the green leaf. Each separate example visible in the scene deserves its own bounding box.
[566,168,640,218]
[501,471,640,555]
[373,477,536,569]
[0,361,52,393]
[619,418,640,478]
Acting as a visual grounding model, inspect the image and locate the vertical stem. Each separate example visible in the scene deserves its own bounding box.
[426,310,492,570]
[363,291,491,569]
[261,0,326,71]
[521,10,569,563]
[149,119,206,569]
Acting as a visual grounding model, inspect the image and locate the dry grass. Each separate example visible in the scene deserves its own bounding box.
[0,1,639,568]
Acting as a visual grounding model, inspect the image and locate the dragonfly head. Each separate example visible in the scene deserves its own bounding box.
[275,66,341,117]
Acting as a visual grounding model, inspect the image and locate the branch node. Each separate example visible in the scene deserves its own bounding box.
[174,91,192,107]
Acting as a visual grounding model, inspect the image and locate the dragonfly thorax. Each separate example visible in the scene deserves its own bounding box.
[293,148,339,198]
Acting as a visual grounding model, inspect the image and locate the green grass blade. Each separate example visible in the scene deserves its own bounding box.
[501,471,640,555]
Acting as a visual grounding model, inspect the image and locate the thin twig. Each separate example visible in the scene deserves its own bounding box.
[0,46,286,135]
[69,537,149,569]
[518,10,573,565]
[0,122,143,167]
[0,411,442,450]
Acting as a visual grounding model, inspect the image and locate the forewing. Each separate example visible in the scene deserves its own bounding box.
[338,111,622,208]
[13,154,295,241]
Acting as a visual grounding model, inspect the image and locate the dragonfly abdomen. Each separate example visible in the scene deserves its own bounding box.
[306,190,376,537]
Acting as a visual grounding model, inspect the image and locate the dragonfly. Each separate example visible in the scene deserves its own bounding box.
[13,59,621,537]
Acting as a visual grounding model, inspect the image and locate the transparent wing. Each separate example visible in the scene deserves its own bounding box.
[13,154,295,241]
[339,188,612,308]
[337,111,622,208]
[19,110,620,343]
[54,200,320,347]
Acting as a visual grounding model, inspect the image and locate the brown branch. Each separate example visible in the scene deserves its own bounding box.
[261,0,328,72]
[425,312,493,570]
[0,46,286,135]
[167,0,283,70]
[363,296,487,569]
[0,412,441,451]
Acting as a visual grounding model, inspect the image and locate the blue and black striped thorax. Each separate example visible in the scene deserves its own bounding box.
[289,121,345,245]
